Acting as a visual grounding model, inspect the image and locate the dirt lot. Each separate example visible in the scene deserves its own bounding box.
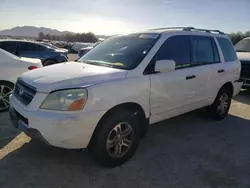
[1,90,250,188]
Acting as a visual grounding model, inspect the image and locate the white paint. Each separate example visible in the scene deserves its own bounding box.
[10,29,242,149]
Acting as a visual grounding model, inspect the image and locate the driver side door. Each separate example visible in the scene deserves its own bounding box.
[149,35,201,124]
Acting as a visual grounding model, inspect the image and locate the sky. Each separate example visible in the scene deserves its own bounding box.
[0,0,249,35]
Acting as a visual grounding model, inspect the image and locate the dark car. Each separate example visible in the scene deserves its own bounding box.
[0,40,68,66]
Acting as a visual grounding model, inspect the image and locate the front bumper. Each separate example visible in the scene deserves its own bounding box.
[9,95,106,149]
[9,107,50,145]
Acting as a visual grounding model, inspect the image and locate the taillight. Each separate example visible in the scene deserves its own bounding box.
[28,66,39,70]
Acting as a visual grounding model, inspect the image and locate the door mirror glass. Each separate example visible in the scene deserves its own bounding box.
[155,60,176,73]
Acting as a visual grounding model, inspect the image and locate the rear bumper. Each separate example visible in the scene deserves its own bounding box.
[240,77,250,88]
[233,80,243,96]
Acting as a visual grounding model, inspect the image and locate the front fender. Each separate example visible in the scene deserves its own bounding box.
[83,76,150,118]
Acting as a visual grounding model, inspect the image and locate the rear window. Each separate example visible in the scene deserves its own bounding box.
[0,41,17,54]
[217,37,237,62]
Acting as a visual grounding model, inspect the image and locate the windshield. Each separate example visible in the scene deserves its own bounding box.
[235,38,250,52]
[78,33,159,70]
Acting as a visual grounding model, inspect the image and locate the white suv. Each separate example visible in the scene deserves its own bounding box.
[9,27,242,167]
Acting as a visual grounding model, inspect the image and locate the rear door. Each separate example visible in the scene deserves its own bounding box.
[189,35,221,102]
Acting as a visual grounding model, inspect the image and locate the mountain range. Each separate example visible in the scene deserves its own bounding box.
[0,26,76,37]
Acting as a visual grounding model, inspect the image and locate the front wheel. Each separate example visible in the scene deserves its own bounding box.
[207,87,232,120]
[89,110,141,167]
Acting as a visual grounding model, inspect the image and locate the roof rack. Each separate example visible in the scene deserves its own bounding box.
[149,27,225,34]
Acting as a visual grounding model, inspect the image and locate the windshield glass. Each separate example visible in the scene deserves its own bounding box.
[235,38,250,52]
[78,33,159,70]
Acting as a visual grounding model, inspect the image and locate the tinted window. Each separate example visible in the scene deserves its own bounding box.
[191,36,215,65]
[217,37,237,62]
[156,35,191,69]
[0,41,17,54]
[19,42,47,52]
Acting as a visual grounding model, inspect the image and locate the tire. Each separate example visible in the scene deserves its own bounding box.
[43,59,57,66]
[0,81,14,112]
[89,109,141,167]
[207,87,232,120]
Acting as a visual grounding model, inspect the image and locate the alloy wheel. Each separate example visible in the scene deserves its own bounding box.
[106,122,134,158]
[217,93,229,115]
[0,85,13,111]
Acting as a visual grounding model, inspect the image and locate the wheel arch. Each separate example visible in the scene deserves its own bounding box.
[220,82,234,97]
[0,80,15,86]
[88,102,149,147]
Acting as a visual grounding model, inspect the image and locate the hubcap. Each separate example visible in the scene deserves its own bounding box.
[0,85,13,110]
[218,93,229,115]
[106,122,133,158]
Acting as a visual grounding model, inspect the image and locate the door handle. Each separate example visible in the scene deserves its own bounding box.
[186,75,196,80]
[218,69,225,73]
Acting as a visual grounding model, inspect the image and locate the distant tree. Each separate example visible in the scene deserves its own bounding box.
[38,32,45,39]
[45,34,51,40]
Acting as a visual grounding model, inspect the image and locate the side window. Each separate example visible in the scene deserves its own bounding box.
[19,42,46,52]
[217,37,237,62]
[0,41,17,54]
[191,36,215,65]
[156,35,191,69]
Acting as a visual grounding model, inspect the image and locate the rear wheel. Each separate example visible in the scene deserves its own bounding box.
[0,82,14,112]
[207,87,232,120]
[89,109,141,167]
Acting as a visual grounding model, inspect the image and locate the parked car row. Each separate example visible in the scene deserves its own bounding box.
[0,40,68,66]
[7,27,243,167]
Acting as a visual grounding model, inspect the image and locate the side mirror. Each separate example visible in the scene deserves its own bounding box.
[155,60,176,73]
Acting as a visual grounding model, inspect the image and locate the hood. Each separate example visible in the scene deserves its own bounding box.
[20,57,42,65]
[237,52,250,61]
[20,62,127,92]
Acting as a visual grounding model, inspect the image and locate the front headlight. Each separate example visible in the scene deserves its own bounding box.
[40,89,87,111]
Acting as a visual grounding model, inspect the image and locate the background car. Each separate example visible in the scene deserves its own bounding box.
[78,42,101,57]
[235,37,250,87]
[0,48,42,111]
[0,40,68,66]
[40,42,69,53]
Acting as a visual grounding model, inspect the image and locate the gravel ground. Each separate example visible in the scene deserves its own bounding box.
[0,90,250,188]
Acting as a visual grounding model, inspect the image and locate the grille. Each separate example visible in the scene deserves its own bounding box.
[240,61,250,79]
[14,79,36,106]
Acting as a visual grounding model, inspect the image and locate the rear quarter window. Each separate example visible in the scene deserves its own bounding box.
[217,37,237,62]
